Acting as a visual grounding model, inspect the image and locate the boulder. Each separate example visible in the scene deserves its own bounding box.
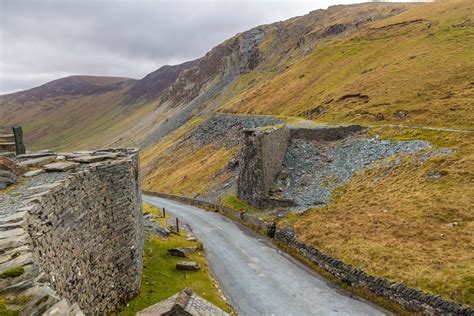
[44,162,80,172]
[0,156,26,176]
[167,247,197,258]
[176,261,200,272]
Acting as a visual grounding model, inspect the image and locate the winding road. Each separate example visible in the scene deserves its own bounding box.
[143,195,387,316]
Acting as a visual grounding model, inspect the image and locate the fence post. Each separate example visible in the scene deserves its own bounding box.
[163,207,166,218]
[12,125,26,155]
[176,218,179,233]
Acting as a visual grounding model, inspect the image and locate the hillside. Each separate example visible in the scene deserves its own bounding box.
[1,0,473,310]
[140,0,474,309]
[0,59,196,150]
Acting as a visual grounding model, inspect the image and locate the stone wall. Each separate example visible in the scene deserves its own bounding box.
[237,124,363,208]
[0,149,143,315]
[237,126,292,208]
[289,124,363,141]
[143,191,474,315]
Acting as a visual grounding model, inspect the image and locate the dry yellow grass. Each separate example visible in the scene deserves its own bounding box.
[142,143,237,197]
[220,0,474,130]
[294,128,474,305]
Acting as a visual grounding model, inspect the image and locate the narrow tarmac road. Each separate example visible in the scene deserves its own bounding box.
[143,195,387,316]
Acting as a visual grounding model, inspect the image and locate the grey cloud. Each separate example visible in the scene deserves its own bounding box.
[1,0,357,94]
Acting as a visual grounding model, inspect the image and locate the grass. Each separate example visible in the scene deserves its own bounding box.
[0,267,24,279]
[294,127,474,306]
[0,299,18,316]
[220,0,474,130]
[142,142,237,197]
[114,203,232,315]
[220,194,260,214]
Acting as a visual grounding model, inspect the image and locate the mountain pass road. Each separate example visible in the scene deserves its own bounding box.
[143,195,387,316]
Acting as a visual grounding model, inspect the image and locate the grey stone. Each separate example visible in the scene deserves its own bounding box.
[17,152,55,159]
[168,247,197,258]
[44,162,80,172]
[20,156,57,168]
[176,261,200,271]
[72,153,117,163]
[24,169,45,177]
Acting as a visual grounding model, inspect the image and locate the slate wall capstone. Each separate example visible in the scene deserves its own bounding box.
[144,191,474,316]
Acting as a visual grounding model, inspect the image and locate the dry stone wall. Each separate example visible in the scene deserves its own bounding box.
[237,125,363,208]
[0,149,143,315]
[237,126,292,208]
[144,191,474,315]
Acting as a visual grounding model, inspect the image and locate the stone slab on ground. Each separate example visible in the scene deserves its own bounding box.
[176,261,200,271]
[167,247,197,258]
[44,162,80,172]
[20,156,56,168]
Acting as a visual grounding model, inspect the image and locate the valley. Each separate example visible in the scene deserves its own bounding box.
[1,0,473,314]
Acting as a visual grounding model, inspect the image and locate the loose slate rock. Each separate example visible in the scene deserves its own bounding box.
[0,170,17,187]
[16,152,55,159]
[24,169,45,177]
[176,261,200,271]
[167,247,197,258]
[73,153,117,163]
[20,156,56,168]
[44,162,79,172]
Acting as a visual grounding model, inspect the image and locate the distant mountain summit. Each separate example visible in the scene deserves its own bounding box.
[0,76,134,103]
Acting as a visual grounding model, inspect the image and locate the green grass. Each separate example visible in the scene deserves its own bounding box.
[220,194,261,214]
[114,203,232,315]
[0,299,18,316]
[0,267,24,279]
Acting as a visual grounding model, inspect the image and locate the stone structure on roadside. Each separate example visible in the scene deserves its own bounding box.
[237,124,363,208]
[137,288,229,316]
[0,148,143,315]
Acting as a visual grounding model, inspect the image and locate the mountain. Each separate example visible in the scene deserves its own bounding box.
[1,0,473,309]
[0,60,196,150]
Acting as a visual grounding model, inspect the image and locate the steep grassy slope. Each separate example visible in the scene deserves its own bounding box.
[295,127,474,306]
[220,0,474,130]
[139,1,474,309]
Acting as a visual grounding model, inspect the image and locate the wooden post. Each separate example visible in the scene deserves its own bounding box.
[176,218,179,233]
[12,125,26,155]
[163,207,166,218]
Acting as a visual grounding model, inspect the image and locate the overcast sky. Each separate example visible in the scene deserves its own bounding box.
[0,0,426,94]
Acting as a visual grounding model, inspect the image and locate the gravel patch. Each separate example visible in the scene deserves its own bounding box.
[281,136,435,212]
[184,114,283,148]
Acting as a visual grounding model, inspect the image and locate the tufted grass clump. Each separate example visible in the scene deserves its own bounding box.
[0,267,24,279]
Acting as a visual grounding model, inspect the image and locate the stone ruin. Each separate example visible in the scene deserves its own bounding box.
[0,149,143,315]
[237,124,364,208]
